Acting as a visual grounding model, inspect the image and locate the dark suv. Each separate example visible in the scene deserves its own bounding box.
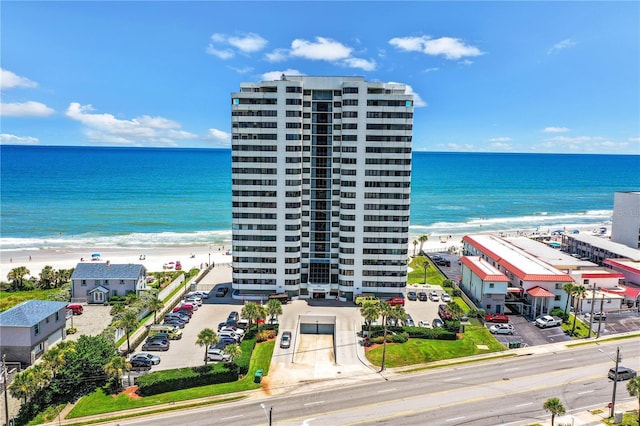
[418,292,428,301]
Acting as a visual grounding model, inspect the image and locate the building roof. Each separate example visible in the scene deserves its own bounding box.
[461,256,509,281]
[0,300,68,327]
[71,262,146,280]
[604,258,640,274]
[506,237,597,269]
[602,286,640,299]
[563,233,640,261]
[463,235,574,283]
[527,286,555,298]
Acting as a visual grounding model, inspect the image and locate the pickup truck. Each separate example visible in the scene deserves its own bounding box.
[484,313,510,323]
[535,315,562,328]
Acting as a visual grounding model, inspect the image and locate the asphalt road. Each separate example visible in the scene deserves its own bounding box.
[111,338,639,426]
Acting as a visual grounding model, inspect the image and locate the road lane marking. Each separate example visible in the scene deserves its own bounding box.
[443,377,462,381]
[516,402,533,407]
[504,367,520,372]
[578,390,594,395]
[377,388,397,393]
[221,415,244,420]
[446,416,466,422]
[556,358,574,362]
[304,401,325,406]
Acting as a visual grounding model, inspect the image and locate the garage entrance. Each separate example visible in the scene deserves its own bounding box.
[299,314,336,334]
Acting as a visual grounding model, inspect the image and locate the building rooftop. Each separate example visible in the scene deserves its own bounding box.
[464,234,574,282]
[461,256,509,281]
[0,300,68,327]
[563,233,640,261]
[506,237,597,269]
[71,262,146,280]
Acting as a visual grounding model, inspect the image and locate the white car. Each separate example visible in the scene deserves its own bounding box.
[206,348,231,362]
[220,326,245,336]
[429,291,440,302]
[489,324,515,335]
[441,293,451,302]
[418,320,432,328]
[184,295,203,306]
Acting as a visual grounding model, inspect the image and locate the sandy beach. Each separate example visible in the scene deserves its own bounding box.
[0,223,606,282]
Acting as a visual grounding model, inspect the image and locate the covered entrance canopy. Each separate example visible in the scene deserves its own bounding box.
[527,286,556,317]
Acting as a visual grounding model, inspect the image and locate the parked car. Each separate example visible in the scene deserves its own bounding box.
[407,291,417,301]
[130,352,161,365]
[175,261,182,270]
[438,304,453,320]
[216,286,229,297]
[172,306,194,315]
[228,311,240,322]
[218,337,237,346]
[386,297,405,306]
[67,304,84,315]
[184,295,202,306]
[489,324,515,335]
[432,318,444,328]
[206,348,231,362]
[441,293,451,302]
[585,312,607,321]
[429,291,440,302]
[218,320,237,331]
[418,292,428,301]
[236,319,249,330]
[280,331,292,349]
[129,357,152,369]
[197,291,210,299]
[404,315,415,327]
[142,340,170,351]
[165,312,190,323]
[418,320,431,328]
[163,318,186,328]
[608,366,637,381]
[220,326,245,336]
[535,315,562,328]
[219,331,242,342]
[435,259,451,267]
[484,313,510,323]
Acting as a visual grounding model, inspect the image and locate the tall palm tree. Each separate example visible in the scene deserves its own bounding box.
[571,285,587,335]
[241,302,260,329]
[360,301,380,340]
[378,302,394,372]
[562,283,575,315]
[418,235,429,254]
[9,370,37,404]
[224,343,242,362]
[256,305,268,331]
[103,355,132,391]
[42,340,75,377]
[196,328,219,365]
[7,266,30,291]
[148,296,165,324]
[38,265,56,289]
[626,376,640,420]
[389,305,407,326]
[420,257,430,284]
[114,309,139,354]
[412,240,418,257]
[543,397,565,426]
[266,299,283,323]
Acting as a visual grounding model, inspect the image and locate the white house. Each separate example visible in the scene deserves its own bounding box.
[71,262,147,304]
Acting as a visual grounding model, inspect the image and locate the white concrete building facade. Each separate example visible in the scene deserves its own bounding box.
[231,76,413,301]
[611,191,640,249]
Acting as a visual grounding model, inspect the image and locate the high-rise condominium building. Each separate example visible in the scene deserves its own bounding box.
[611,191,640,249]
[231,76,414,301]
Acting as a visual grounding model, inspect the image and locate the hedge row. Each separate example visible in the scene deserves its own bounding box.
[364,325,457,340]
[136,363,239,396]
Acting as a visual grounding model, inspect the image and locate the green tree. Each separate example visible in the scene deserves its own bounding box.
[7,266,30,291]
[55,268,74,287]
[360,301,380,340]
[543,397,565,426]
[571,285,587,335]
[266,299,283,323]
[446,301,464,321]
[9,369,38,404]
[562,283,575,314]
[389,304,407,326]
[148,296,165,324]
[241,302,261,329]
[418,234,429,254]
[114,309,139,354]
[224,343,242,362]
[412,239,418,257]
[38,265,56,289]
[419,257,430,284]
[627,376,640,422]
[103,355,131,392]
[378,302,394,372]
[256,305,268,331]
[196,328,219,365]
[42,340,76,376]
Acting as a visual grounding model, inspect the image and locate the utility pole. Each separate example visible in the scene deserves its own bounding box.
[3,354,9,426]
[596,295,604,339]
[610,346,620,419]
[588,284,596,337]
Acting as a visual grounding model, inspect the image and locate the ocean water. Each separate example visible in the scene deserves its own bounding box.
[1,145,638,250]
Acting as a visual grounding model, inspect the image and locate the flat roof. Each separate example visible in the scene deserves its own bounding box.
[461,256,510,281]
[604,258,640,274]
[506,237,597,268]
[463,234,574,282]
[563,233,640,261]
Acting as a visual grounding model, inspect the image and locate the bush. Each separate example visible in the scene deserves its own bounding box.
[404,326,458,340]
[136,364,239,396]
[67,327,77,334]
[256,330,276,342]
[452,288,462,297]
[551,308,569,321]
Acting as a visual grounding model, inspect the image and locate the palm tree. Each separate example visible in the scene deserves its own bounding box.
[571,285,587,335]
[256,305,268,331]
[446,301,464,321]
[114,309,139,354]
[543,397,565,426]
[419,257,430,284]
[266,299,283,323]
[9,365,51,404]
[626,376,640,421]
[378,302,394,372]
[360,301,380,340]
[241,302,260,329]
[389,305,407,326]
[42,340,75,376]
[7,266,30,291]
[103,355,132,390]
[196,328,219,365]
[562,283,575,315]
[148,296,165,324]
[38,265,56,289]
[418,235,429,254]
[224,343,242,362]
[412,240,418,256]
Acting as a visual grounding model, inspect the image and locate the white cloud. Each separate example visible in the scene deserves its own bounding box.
[206,128,231,147]
[290,37,352,61]
[1,69,38,90]
[548,38,576,55]
[542,126,570,133]
[260,69,304,81]
[403,84,427,108]
[65,102,196,146]
[533,135,630,153]
[489,142,513,151]
[389,36,484,60]
[0,133,40,145]
[229,66,254,74]
[206,32,268,60]
[343,57,376,71]
[629,137,640,142]
[265,48,289,62]
[489,137,512,142]
[438,143,476,151]
[1,101,55,117]
[423,67,439,73]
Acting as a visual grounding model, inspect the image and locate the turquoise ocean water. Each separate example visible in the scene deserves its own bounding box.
[1,145,638,251]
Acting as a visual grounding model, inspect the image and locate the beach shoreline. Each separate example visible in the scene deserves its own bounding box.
[0,222,608,282]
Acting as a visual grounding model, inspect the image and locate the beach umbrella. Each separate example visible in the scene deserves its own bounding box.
[92,253,100,257]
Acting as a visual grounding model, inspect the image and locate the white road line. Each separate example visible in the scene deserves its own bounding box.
[516,402,533,407]
[578,390,595,395]
[377,388,397,393]
[556,358,575,362]
[504,367,520,372]
[445,416,466,422]
[304,401,325,406]
[443,377,462,381]
[221,415,244,420]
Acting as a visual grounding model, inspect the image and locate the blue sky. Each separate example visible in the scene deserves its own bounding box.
[1,1,638,154]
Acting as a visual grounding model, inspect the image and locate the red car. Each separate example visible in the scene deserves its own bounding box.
[484,313,510,323]
[386,297,405,306]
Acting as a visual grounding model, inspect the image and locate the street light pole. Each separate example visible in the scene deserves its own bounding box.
[208,253,211,268]
[260,403,272,426]
[610,346,620,419]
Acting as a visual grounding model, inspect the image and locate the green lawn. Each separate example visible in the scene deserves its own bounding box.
[407,257,445,285]
[67,340,275,419]
[0,289,65,312]
[365,322,505,367]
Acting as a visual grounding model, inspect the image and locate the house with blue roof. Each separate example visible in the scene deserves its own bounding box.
[70,262,147,304]
[0,300,69,366]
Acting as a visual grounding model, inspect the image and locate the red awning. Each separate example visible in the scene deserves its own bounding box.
[622,286,640,299]
[527,286,555,298]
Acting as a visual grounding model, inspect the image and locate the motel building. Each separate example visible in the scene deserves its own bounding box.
[461,234,574,317]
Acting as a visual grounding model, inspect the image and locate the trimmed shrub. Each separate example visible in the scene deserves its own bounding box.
[256,330,276,342]
[136,364,239,396]
[404,326,458,340]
